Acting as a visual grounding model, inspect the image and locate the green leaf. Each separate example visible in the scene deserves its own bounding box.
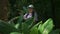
[24,18,34,29]
[30,21,42,34]
[30,27,38,34]
[14,17,34,34]
[0,20,18,34]
[15,23,20,29]
[16,15,23,31]
[38,18,54,34]
[10,32,21,34]
[22,23,30,34]
[17,15,23,23]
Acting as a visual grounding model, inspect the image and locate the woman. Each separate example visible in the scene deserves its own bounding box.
[24,5,38,23]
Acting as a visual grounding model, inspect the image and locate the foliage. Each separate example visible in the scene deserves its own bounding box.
[38,18,54,34]
[30,18,54,34]
[0,20,18,34]
[0,16,58,34]
[0,0,60,33]
[10,32,20,34]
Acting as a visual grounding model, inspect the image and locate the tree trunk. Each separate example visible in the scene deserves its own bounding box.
[0,0,8,21]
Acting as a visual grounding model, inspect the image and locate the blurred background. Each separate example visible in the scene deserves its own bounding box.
[0,0,60,29]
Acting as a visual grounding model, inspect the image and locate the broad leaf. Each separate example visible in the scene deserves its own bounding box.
[0,20,18,34]
[30,21,42,34]
[15,23,20,29]
[22,18,34,34]
[10,32,21,34]
[38,18,54,34]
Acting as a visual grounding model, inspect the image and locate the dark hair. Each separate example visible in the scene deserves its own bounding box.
[32,11,35,17]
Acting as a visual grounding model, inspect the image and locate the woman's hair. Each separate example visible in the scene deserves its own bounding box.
[32,11,35,17]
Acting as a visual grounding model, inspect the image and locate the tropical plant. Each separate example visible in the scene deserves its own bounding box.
[30,18,54,34]
[0,16,58,34]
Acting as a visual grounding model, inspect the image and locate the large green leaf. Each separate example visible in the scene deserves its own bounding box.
[30,27,38,34]
[10,32,21,34]
[38,18,54,34]
[0,20,18,34]
[22,18,34,34]
[30,21,42,34]
[14,17,34,34]
[16,15,23,32]
[23,18,34,29]
[17,15,23,23]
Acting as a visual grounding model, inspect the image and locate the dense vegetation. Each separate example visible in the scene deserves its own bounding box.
[8,0,60,29]
[0,0,60,34]
[0,16,60,34]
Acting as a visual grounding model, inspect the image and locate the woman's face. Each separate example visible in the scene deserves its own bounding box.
[28,8,33,13]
